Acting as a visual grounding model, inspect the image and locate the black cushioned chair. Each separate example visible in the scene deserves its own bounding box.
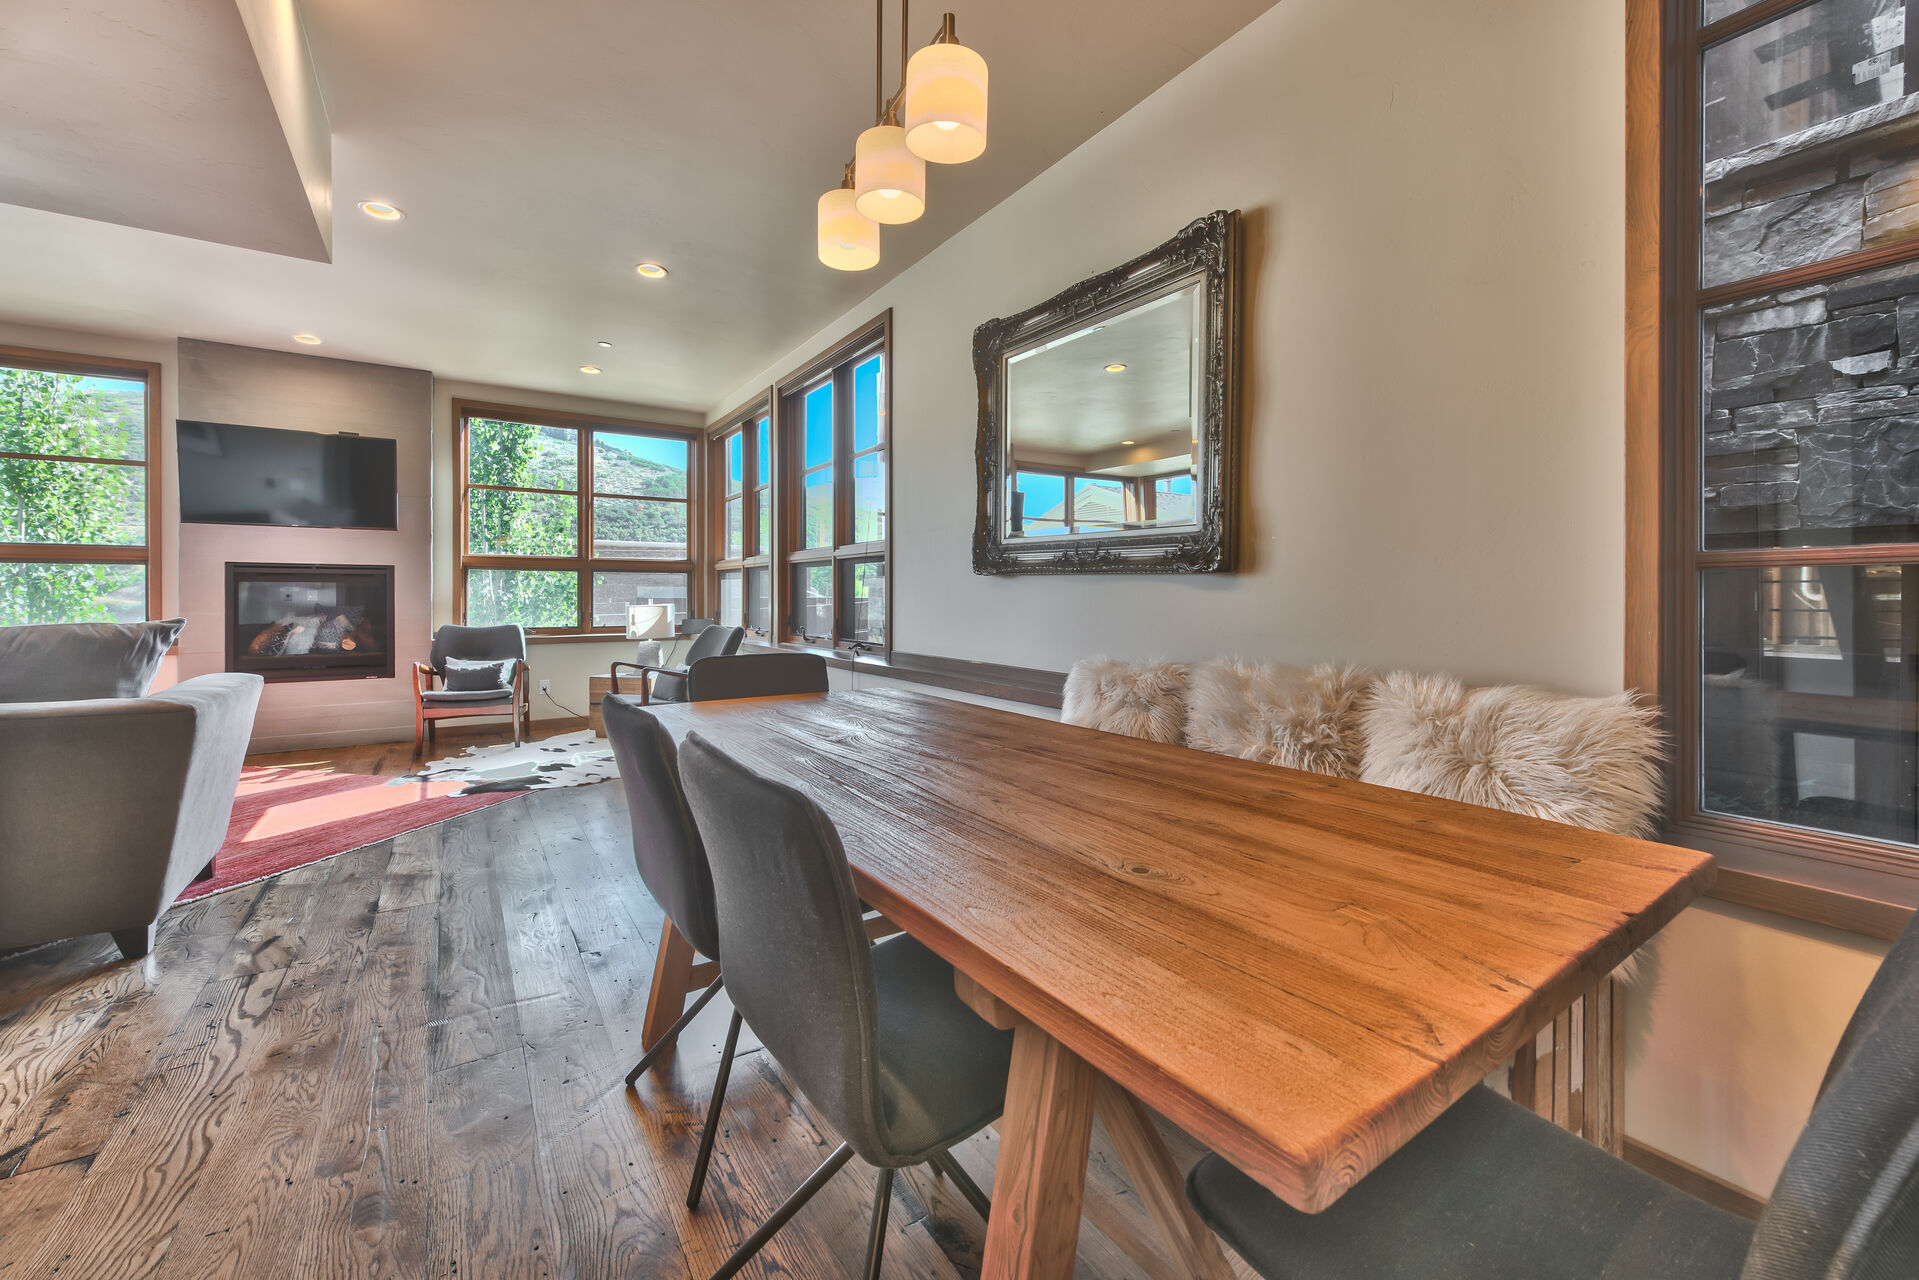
[413,623,529,755]
[679,732,1011,1280]
[686,652,829,702]
[600,696,737,1210]
[1185,909,1919,1280]
[610,624,744,704]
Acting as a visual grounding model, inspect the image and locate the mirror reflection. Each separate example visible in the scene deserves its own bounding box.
[1002,278,1203,540]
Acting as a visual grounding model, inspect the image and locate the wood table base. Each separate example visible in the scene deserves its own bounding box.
[641,918,698,1051]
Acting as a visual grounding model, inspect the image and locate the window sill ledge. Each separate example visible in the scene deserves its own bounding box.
[775,642,1067,709]
[527,633,641,645]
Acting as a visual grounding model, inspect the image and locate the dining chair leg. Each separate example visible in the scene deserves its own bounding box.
[862,1166,894,1280]
[687,1008,743,1211]
[625,976,725,1087]
[927,1147,992,1225]
[707,1142,855,1280]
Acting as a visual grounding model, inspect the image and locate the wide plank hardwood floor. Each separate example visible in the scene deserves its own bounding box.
[0,759,1223,1278]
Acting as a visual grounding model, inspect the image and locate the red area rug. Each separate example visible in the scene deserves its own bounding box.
[177,764,517,903]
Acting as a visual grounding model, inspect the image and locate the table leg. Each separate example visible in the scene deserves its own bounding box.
[641,918,696,1051]
[1093,1077,1236,1280]
[980,1021,1098,1280]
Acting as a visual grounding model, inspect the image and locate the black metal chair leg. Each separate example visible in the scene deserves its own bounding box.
[862,1166,894,1280]
[625,975,724,1087]
[708,1142,855,1280]
[686,1008,743,1210]
[927,1147,991,1226]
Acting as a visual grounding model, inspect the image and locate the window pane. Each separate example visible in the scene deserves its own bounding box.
[1152,473,1196,524]
[794,563,833,639]
[591,571,688,628]
[756,415,771,481]
[718,569,743,628]
[1703,0,1766,22]
[467,418,575,490]
[465,568,577,629]
[594,432,687,497]
[724,496,745,559]
[592,495,686,558]
[1701,563,1919,846]
[746,565,771,634]
[846,558,886,645]
[804,382,834,467]
[853,354,884,451]
[1072,476,1126,532]
[0,561,144,625]
[1010,471,1068,536]
[467,487,576,555]
[803,471,833,549]
[0,458,144,544]
[853,451,886,542]
[0,366,145,460]
[754,485,771,556]
[1701,257,1919,549]
[725,432,744,496]
[1700,1,1913,287]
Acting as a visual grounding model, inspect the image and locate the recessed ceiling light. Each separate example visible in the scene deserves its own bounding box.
[1104,363,1127,373]
[1121,440,1136,446]
[579,365,602,374]
[358,200,405,220]
[596,340,613,349]
[293,333,322,344]
[635,262,668,279]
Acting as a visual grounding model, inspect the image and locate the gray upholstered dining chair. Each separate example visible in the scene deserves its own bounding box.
[686,652,829,701]
[609,623,744,705]
[678,732,1010,1280]
[1184,909,1919,1280]
[600,696,737,1209]
[413,623,529,755]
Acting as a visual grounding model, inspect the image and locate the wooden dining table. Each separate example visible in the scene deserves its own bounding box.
[640,688,1714,1280]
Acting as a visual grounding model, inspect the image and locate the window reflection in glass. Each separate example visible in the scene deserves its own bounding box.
[745,565,771,635]
[718,569,743,628]
[794,563,833,639]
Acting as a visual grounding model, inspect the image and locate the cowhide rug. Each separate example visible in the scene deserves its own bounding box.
[408,730,617,794]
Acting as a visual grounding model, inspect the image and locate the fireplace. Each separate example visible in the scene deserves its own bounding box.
[225,563,395,682]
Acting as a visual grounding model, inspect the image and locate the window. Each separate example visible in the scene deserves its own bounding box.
[457,401,695,635]
[1642,0,1919,895]
[776,318,890,649]
[710,405,773,636]
[0,348,157,626]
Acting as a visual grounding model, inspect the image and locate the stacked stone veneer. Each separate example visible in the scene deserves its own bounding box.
[1702,102,1919,546]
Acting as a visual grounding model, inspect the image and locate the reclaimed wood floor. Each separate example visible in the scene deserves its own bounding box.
[0,763,1237,1278]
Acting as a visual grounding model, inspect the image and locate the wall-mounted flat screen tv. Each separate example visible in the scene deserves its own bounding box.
[177,420,398,529]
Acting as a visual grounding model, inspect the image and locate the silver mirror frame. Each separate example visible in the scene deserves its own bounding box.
[972,209,1241,575]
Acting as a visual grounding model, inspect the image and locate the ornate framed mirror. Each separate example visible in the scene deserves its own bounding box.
[972,209,1241,575]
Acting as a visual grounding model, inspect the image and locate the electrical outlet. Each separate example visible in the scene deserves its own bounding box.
[539,679,551,696]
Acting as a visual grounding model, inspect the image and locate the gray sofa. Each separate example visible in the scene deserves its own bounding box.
[0,620,262,960]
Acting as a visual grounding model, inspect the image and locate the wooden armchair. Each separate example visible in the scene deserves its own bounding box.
[413,624,531,755]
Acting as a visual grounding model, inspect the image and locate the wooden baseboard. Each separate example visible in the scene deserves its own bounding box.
[1622,1138,1766,1221]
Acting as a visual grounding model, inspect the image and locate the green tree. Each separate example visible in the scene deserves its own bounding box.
[0,368,146,626]
[465,419,581,626]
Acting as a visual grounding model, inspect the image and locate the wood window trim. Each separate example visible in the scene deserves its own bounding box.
[1625,0,1919,940]
[453,398,701,638]
[0,344,162,623]
[706,395,776,637]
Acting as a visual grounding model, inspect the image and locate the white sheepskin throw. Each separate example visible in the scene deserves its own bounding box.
[1061,657,1190,745]
[1358,672,1665,839]
[1186,660,1375,778]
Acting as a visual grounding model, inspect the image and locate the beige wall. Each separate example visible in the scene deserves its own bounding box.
[704,0,1886,1198]
[429,378,703,721]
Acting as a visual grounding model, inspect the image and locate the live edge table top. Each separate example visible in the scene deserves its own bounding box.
[641,689,1713,1213]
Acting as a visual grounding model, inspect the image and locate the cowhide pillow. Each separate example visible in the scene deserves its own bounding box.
[1186,660,1375,778]
[1060,657,1190,745]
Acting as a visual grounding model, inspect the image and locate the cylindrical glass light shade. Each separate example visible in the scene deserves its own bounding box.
[854,124,926,224]
[818,188,880,271]
[904,41,987,164]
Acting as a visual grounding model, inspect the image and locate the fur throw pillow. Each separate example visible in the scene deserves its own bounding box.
[1358,671,1665,838]
[1187,660,1375,778]
[1061,657,1190,744]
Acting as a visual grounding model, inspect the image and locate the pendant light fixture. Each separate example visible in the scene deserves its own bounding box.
[818,166,881,270]
[903,14,987,163]
[816,3,987,270]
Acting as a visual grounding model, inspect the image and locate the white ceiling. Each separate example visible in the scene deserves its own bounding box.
[0,0,1278,415]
